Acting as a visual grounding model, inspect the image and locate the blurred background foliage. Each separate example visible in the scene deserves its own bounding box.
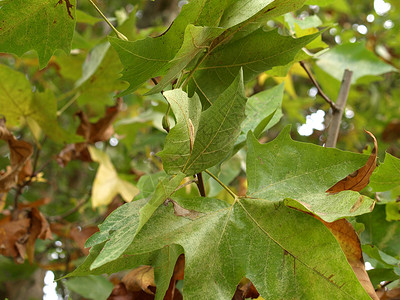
[0,0,399,299]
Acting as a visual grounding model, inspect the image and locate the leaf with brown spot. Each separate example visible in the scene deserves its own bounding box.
[122,265,156,295]
[0,119,33,193]
[317,217,379,300]
[327,130,377,193]
[57,98,122,167]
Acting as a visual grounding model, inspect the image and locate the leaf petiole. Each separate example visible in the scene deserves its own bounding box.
[88,0,128,41]
[205,169,237,199]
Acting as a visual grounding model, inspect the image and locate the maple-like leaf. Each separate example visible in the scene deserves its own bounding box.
[69,196,371,299]
[246,127,375,222]
[158,70,247,176]
[0,0,76,68]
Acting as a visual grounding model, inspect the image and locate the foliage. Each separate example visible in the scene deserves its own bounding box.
[0,0,399,299]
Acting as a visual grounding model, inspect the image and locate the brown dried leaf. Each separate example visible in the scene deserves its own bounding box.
[70,226,99,255]
[0,207,52,264]
[122,265,155,295]
[327,130,377,193]
[376,287,400,300]
[318,217,379,300]
[57,99,122,167]
[233,278,260,300]
[0,119,33,193]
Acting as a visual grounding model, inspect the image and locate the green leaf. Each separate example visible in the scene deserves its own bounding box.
[358,204,400,257]
[86,172,185,269]
[0,0,76,68]
[236,82,284,144]
[316,42,397,84]
[369,153,400,192]
[135,171,167,200]
[88,146,139,208]
[158,70,247,175]
[81,196,370,299]
[0,64,78,143]
[362,244,400,268]
[148,25,225,94]
[246,126,374,221]
[189,29,319,103]
[220,0,307,29]
[109,0,225,95]
[65,275,113,300]
[75,9,101,25]
[67,243,183,300]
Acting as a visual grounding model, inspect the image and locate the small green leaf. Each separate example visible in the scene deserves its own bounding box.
[316,42,397,84]
[246,126,374,221]
[159,70,247,175]
[236,82,284,144]
[0,0,76,68]
[369,153,400,192]
[65,275,113,300]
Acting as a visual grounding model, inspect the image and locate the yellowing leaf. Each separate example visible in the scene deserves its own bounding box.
[88,146,139,208]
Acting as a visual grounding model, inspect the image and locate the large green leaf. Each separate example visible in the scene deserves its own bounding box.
[109,0,226,95]
[236,82,284,144]
[316,42,397,84]
[189,29,319,103]
[369,153,400,192]
[85,173,185,269]
[0,0,76,68]
[246,126,374,222]
[75,196,370,299]
[0,64,78,143]
[158,70,247,175]
[65,275,113,300]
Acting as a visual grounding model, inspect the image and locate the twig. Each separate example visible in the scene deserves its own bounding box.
[205,169,237,199]
[57,92,81,116]
[174,178,198,193]
[49,196,89,222]
[87,0,128,41]
[300,61,338,111]
[325,69,353,148]
[195,173,206,197]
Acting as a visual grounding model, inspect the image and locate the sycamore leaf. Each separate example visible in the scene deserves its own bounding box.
[73,196,371,299]
[316,42,397,84]
[158,70,247,176]
[0,64,78,143]
[236,82,284,145]
[85,173,185,269]
[88,146,139,208]
[369,153,400,192]
[188,29,319,104]
[0,0,76,68]
[147,25,225,95]
[246,126,374,222]
[327,130,377,193]
[109,0,225,95]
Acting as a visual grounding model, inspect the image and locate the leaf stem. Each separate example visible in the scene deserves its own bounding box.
[87,0,128,41]
[195,172,206,197]
[300,61,338,111]
[205,169,237,199]
[57,92,81,116]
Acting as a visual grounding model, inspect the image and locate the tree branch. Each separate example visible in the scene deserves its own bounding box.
[195,172,206,197]
[325,69,353,148]
[300,61,338,111]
